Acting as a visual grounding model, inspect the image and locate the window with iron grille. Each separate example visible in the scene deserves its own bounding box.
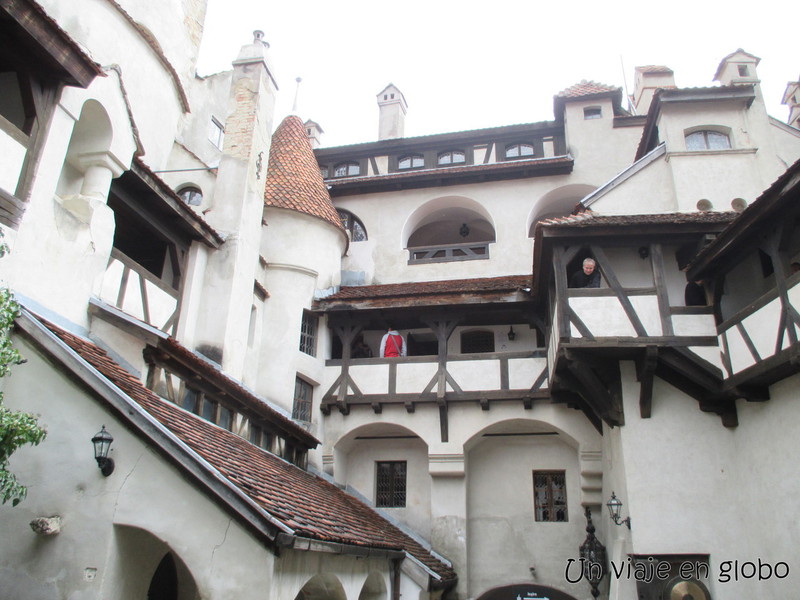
[292,377,313,422]
[460,330,495,353]
[299,311,317,356]
[533,471,568,522]
[376,461,407,507]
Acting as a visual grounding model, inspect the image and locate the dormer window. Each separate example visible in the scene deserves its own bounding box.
[685,130,731,151]
[438,150,465,166]
[584,107,602,120]
[398,154,424,170]
[333,161,360,177]
[737,65,749,77]
[505,143,535,159]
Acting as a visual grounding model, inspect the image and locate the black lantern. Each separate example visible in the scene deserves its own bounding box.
[507,326,516,341]
[606,491,631,529]
[459,223,470,238]
[92,426,115,476]
[579,507,607,599]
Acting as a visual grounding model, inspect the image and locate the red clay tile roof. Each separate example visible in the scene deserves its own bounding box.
[537,211,737,229]
[41,320,455,582]
[319,275,531,302]
[556,80,620,98]
[636,65,674,74]
[265,116,346,235]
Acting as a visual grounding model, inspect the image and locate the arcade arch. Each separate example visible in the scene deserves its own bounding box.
[527,184,597,237]
[402,196,495,250]
[111,525,199,600]
[357,571,388,600]
[294,573,348,600]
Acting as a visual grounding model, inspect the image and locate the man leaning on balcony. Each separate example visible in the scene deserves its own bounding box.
[569,258,601,288]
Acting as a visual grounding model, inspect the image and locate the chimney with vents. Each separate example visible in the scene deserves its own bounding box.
[304,119,324,149]
[376,83,407,140]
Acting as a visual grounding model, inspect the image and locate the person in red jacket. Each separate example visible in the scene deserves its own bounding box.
[379,327,406,357]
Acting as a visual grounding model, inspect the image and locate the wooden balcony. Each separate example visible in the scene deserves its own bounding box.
[321,350,549,438]
[97,249,179,335]
[717,277,800,387]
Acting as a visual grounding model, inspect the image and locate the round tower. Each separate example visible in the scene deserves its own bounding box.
[255,115,348,420]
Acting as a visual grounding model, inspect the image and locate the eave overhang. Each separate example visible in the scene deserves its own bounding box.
[129,159,224,248]
[315,120,562,159]
[325,156,574,196]
[146,337,320,449]
[1,0,104,88]
[532,213,737,298]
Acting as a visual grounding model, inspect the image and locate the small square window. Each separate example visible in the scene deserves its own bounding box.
[376,461,406,507]
[533,471,568,522]
[737,65,749,77]
[584,107,602,120]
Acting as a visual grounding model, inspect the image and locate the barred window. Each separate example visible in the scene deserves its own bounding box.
[299,311,317,356]
[533,471,568,522]
[460,330,495,353]
[376,461,407,507]
[292,377,313,422]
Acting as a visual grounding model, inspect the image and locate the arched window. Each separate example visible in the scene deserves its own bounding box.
[333,161,360,177]
[177,185,202,206]
[337,209,367,241]
[398,154,424,169]
[437,150,465,165]
[505,143,535,159]
[460,330,495,353]
[685,130,731,151]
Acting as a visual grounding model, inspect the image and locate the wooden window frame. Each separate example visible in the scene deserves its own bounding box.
[292,376,313,422]
[299,311,318,356]
[437,150,466,166]
[332,161,360,178]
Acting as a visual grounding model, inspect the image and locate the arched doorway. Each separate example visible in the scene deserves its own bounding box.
[147,553,178,600]
[476,584,581,600]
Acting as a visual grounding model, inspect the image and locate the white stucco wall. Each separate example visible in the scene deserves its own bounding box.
[0,334,277,599]
[611,361,800,599]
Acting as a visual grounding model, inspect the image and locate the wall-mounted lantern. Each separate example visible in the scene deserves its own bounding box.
[606,491,631,529]
[507,326,516,341]
[91,426,115,476]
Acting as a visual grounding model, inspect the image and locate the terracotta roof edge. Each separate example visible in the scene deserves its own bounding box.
[15,305,295,541]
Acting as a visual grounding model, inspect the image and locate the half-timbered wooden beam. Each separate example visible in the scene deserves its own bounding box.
[637,346,658,418]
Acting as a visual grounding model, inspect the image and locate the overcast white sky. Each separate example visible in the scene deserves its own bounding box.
[196,0,798,148]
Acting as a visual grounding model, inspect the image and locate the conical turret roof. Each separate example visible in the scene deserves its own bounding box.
[264,115,345,235]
